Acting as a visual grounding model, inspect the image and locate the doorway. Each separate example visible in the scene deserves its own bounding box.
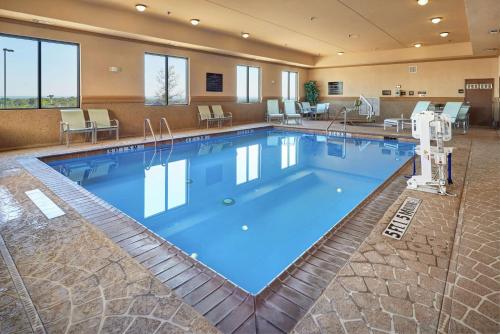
[465,78,494,126]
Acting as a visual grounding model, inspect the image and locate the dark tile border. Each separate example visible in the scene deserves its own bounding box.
[20,127,414,333]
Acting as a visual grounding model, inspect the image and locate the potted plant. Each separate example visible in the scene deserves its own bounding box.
[304,80,320,105]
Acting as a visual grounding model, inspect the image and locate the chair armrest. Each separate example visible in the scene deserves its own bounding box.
[85,120,96,128]
[111,119,120,127]
[226,112,232,117]
[60,121,69,131]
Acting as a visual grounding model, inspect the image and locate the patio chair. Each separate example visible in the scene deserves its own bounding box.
[441,102,464,125]
[88,109,119,142]
[315,103,328,120]
[384,101,431,132]
[60,109,96,147]
[456,104,470,133]
[266,99,284,123]
[211,105,232,127]
[284,100,302,124]
[198,105,219,128]
[300,102,314,118]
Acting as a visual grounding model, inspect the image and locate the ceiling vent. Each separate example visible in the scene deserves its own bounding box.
[409,65,417,74]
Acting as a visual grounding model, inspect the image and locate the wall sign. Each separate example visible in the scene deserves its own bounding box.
[383,197,422,240]
[328,81,343,95]
[206,73,223,92]
[409,91,415,96]
[382,90,391,96]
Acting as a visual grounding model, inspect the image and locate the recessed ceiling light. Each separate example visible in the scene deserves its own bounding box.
[190,18,200,26]
[135,4,147,12]
[337,51,344,55]
[431,17,442,24]
[417,0,429,5]
[414,43,423,48]
[241,32,250,39]
[440,32,449,37]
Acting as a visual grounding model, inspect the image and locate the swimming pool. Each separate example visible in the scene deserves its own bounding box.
[49,129,414,294]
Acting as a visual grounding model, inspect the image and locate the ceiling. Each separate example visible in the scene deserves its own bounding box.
[82,0,470,56]
[0,0,498,67]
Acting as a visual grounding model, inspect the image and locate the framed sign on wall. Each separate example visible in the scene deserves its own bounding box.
[206,73,223,92]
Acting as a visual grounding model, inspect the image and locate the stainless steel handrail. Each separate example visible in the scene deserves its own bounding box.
[326,107,347,135]
[144,118,157,149]
[160,117,174,146]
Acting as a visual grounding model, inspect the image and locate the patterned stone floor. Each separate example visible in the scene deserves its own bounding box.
[292,128,499,334]
[0,123,498,333]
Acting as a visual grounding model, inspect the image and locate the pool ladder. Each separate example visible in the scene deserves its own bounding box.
[144,117,174,149]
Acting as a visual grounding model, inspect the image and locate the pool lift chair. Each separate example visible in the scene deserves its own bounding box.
[407,109,454,195]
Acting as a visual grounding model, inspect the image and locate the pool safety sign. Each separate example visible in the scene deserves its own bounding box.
[383,197,422,240]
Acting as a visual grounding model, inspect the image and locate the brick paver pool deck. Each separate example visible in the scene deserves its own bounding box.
[0,122,498,333]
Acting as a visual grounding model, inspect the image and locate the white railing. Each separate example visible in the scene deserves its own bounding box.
[360,94,374,120]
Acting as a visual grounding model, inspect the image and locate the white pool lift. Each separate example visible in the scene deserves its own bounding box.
[407,109,454,195]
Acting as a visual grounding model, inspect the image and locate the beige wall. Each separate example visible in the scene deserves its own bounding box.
[310,58,499,98]
[0,20,308,150]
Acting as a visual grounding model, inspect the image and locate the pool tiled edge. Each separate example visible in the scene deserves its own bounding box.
[19,128,415,333]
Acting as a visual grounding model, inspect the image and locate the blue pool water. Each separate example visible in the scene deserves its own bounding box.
[49,130,414,294]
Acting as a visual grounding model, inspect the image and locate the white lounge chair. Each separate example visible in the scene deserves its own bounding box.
[211,105,232,127]
[300,102,313,118]
[266,99,284,123]
[284,100,302,124]
[198,105,219,128]
[456,104,470,133]
[60,109,96,147]
[441,102,464,124]
[88,109,119,142]
[315,103,328,120]
[384,101,431,132]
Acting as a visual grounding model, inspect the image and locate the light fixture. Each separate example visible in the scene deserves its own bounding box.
[135,4,147,12]
[241,32,250,39]
[190,19,200,26]
[439,32,449,37]
[417,0,429,5]
[431,17,442,24]
[337,51,344,55]
[348,33,359,39]
[414,43,423,48]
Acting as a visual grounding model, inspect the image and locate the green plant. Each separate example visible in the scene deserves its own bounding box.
[304,80,320,105]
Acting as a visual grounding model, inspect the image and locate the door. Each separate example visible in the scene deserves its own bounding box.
[465,78,494,126]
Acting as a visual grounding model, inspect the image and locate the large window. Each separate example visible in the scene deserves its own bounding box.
[237,65,260,103]
[282,71,298,101]
[145,53,188,105]
[0,33,79,109]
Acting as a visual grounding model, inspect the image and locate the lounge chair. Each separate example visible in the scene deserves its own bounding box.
[284,100,302,124]
[198,105,219,128]
[60,109,96,147]
[456,104,470,133]
[441,102,464,125]
[88,109,119,142]
[211,105,232,127]
[314,103,328,120]
[300,102,313,118]
[384,101,431,132]
[266,99,284,123]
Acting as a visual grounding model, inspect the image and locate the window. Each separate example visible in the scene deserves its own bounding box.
[236,144,260,185]
[145,53,188,105]
[0,33,79,109]
[282,71,298,101]
[237,65,260,103]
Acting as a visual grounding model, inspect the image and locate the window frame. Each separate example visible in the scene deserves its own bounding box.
[236,64,261,104]
[0,32,80,110]
[144,52,189,106]
[282,70,298,101]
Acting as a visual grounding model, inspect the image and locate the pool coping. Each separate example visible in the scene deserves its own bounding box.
[19,126,416,333]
